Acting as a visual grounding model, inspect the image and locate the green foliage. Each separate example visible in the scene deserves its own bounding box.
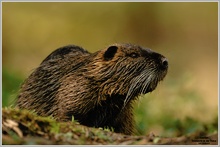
[2,69,24,107]
[103,126,114,132]
[71,115,75,122]
[50,121,60,134]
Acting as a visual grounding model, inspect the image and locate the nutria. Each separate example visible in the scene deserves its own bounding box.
[16,43,168,135]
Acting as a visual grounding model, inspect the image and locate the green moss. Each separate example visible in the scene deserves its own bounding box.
[2,108,218,145]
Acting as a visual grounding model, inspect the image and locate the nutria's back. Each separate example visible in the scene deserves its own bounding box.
[17,43,168,135]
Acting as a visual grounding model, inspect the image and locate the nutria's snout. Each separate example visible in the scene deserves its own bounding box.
[159,56,168,81]
[161,57,168,70]
[149,52,168,71]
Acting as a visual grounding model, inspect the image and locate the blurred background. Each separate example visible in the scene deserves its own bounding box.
[2,2,218,137]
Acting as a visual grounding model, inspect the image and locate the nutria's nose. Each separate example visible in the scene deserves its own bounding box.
[161,57,168,69]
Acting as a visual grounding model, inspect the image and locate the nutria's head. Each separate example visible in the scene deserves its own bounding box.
[85,43,168,106]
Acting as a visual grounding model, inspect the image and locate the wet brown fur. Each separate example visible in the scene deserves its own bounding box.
[16,43,168,135]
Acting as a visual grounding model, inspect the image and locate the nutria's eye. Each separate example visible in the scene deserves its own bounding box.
[129,53,139,58]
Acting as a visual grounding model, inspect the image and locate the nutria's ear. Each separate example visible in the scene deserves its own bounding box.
[103,46,118,61]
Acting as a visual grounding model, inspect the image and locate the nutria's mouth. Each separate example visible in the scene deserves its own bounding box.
[143,87,154,94]
[141,81,158,94]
